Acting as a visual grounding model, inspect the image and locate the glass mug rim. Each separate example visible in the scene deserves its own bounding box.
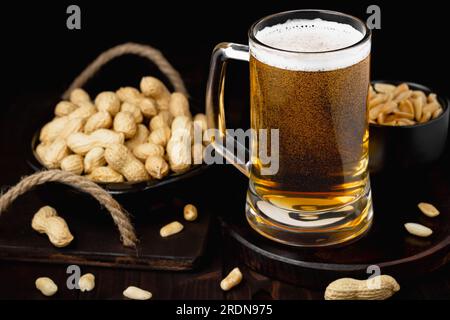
[248,9,371,55]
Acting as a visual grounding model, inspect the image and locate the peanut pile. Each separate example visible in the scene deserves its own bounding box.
[369,83,443,126]
[35,77,209,183]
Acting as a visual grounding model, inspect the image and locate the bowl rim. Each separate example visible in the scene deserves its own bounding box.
[369,80,449,129]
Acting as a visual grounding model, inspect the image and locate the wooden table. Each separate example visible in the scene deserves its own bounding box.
[0,229,448,300]
[0,78,448,300]
[0,158,448,300]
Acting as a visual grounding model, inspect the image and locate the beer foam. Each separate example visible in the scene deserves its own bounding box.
[251,18,370,71]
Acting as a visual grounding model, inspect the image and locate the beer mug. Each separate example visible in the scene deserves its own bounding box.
[206,10,373,246]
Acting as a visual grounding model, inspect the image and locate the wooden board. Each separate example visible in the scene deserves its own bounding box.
[0,181,212,271]
[220,152,450,288]
[0,92,214,271]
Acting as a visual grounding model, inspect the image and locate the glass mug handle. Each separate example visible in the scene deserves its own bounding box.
[205,42,251,177]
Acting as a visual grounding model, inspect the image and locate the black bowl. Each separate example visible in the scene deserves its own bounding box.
[27,131,211,195]
[369,81,449,173]
[27,93,212,198]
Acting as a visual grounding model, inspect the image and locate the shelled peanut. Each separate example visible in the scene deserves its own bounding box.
[369,83,444,126]
[35,78,210,183]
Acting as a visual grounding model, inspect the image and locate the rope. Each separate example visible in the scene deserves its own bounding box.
[62,42,188,99]
[0,170,137,248]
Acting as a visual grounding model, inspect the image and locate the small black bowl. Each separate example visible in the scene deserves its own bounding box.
[369,81,449,173]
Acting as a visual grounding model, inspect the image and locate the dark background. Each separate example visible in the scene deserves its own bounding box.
[2,0,449,112]
[0,1,448,301]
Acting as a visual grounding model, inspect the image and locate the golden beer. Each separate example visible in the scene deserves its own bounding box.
[250,56,370,212]
[206,10,373,246]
